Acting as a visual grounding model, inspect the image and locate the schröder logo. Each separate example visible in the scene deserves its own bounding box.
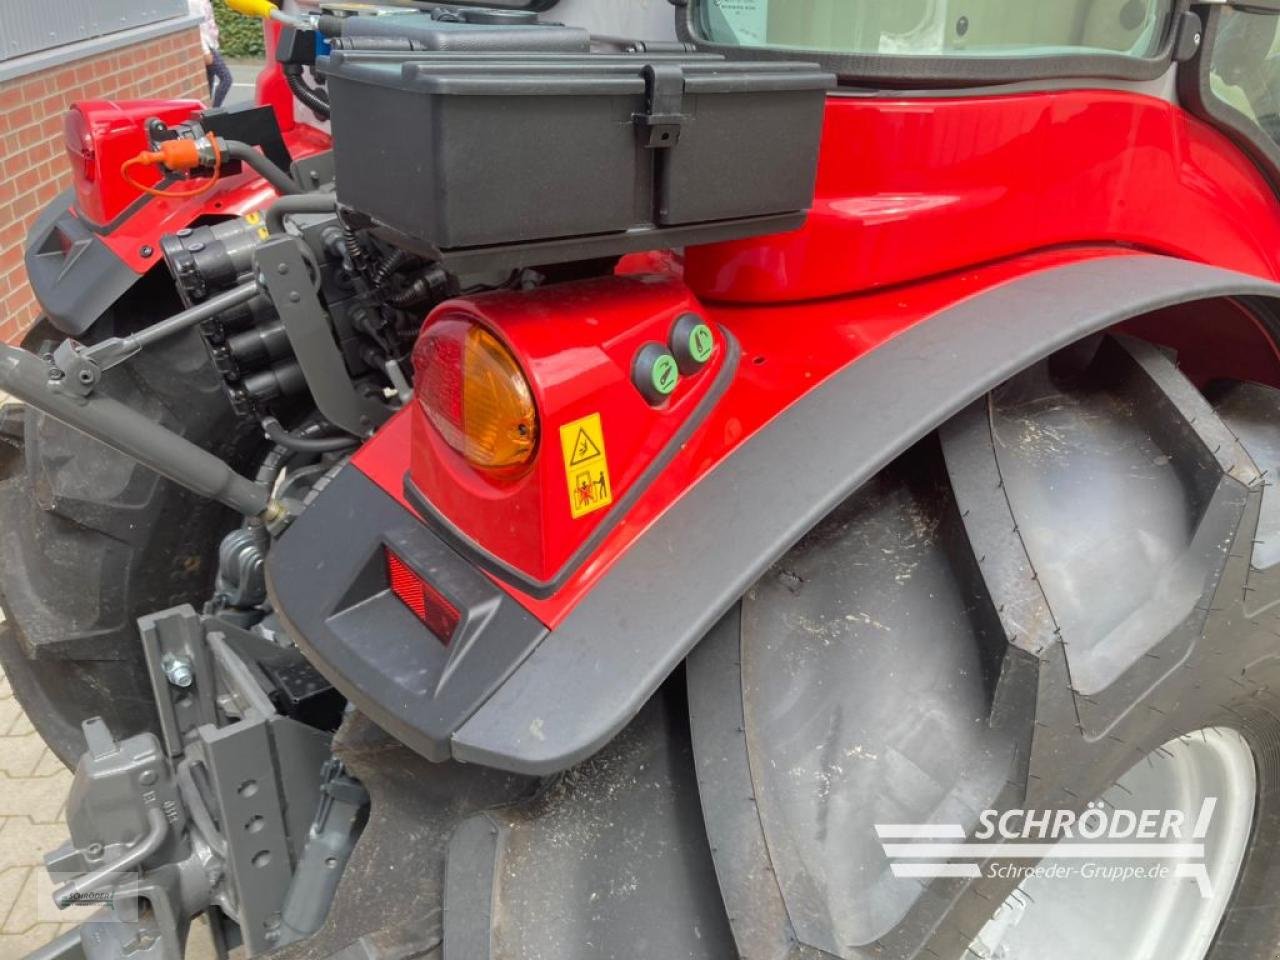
[875,797,1218,897]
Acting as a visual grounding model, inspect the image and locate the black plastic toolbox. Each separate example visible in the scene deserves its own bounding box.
[332,14,591,53]
[322,47,834,266]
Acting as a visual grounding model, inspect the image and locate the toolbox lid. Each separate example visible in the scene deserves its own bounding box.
[325,53,833,98]
[335,12,591,53]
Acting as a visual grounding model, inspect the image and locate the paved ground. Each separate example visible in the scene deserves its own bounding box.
[228,59,264,108]
[0,655,86,958]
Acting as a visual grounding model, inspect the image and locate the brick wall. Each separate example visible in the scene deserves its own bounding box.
[0,27,208,344]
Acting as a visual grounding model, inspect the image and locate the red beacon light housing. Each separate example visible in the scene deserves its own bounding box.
[63,99,204,225]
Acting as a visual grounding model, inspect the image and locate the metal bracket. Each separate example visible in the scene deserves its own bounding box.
[255,236,387,437]
[635,63,686,149]
[290,149,337,192]
[140,608,222,757]
[1174,9,1205,62]
[33,606,351,960]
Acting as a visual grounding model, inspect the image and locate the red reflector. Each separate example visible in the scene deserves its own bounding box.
[385,549,460,646]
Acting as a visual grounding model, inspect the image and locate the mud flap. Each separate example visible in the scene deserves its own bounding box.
[447,691,733,959]
[273,688,734,960]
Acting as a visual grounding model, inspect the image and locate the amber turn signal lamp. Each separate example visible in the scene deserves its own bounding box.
[413,316,538,473]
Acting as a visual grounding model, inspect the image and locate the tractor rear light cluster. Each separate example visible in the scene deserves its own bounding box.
[385,548,460,646]
[413,315,538,474]
[63,108,96,184]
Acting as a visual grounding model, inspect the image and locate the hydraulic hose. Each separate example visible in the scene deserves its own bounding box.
[218,139,303,195]
[283,64,331,120]
[262,417,359,454]
[266,191,339,234]
[387,265,449,308]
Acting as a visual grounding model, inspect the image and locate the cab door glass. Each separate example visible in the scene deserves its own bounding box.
[1209,8,1280,147]
[698,0,1173,58]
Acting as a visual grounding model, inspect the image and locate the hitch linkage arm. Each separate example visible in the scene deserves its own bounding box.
[0,341,279,522]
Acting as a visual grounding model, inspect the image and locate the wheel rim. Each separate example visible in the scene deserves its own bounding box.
[969,727,1257,960]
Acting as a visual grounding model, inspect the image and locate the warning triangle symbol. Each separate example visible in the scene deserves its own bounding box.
[569,428,602,466]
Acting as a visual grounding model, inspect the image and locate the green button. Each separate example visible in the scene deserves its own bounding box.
[652,354,679,396]
[688,323,714,364]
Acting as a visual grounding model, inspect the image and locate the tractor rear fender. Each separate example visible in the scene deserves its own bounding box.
[269,254,1280,775]
[24,190,141,337]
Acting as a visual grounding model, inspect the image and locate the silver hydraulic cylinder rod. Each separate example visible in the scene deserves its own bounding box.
[0,343,272,519]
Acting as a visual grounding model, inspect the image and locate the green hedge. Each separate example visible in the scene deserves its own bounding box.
[213,0,266,58]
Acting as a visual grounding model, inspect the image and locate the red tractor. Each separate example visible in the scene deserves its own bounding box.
[4,1,1280,958]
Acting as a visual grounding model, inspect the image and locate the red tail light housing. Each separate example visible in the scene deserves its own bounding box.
[406,276,727,589]
[63,109,96,184]
[385,548,460,646]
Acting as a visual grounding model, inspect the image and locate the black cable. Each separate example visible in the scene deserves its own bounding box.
[372,248,414,287]
[284,64,331,120]
[387,265,450,308]
[255,442,292,485]
[218,139,303,195]
[262,417,359,454]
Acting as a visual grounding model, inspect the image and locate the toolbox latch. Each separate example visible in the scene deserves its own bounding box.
[635,63,686,149]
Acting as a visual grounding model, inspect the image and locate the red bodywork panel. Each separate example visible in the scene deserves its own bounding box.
[407,277,728,585]
[357,86,1280,629]
[686,91,1280,301]
[92,122,332,273]
[71,58,1280,631]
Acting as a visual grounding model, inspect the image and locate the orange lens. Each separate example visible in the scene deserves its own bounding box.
[414,317,538,472]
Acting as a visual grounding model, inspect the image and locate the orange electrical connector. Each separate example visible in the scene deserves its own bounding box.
[120,136,222,198]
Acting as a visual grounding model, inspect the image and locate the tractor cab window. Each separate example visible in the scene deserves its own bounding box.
[1206,8,1280,151]
[696,0,1173,59]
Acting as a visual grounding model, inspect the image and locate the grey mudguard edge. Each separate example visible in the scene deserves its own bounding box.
[451,255,1280,775]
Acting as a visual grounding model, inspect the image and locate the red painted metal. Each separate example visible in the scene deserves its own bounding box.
[59,19,330,275]
[357,246,1147,626]
[685,91,1280,303]
[66,100,206,226]
[256,20,299,133]
[68,71,1280,629]
[89,122,332,273]
[358,87,1280,628]
[405,276,728,583]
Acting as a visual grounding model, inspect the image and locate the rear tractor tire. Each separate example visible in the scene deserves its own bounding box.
[0,304,258,767]
[689,332,1280,960]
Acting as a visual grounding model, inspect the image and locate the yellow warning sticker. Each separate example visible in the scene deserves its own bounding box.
[559,413,613,519]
